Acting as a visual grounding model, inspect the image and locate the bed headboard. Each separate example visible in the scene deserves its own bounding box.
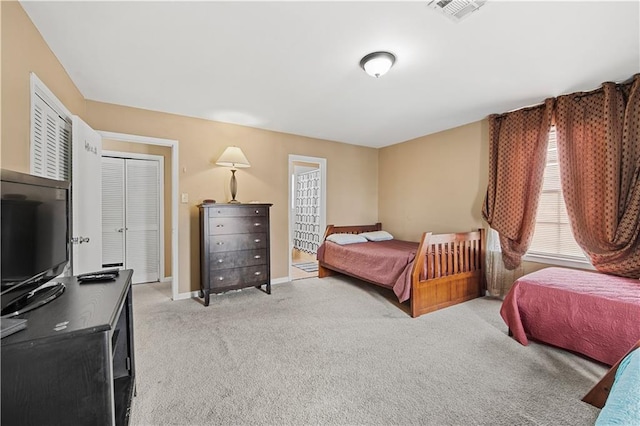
[322,223,382,240]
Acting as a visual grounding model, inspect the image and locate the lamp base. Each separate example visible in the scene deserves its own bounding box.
[229,169,240,204]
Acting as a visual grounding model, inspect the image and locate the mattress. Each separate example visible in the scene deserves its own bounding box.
[317,239,418,302]
[500,267,640,366]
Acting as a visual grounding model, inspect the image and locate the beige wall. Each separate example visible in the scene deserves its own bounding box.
[379,119,556,275]
[1,1,378,294]
[2,0,555,296]
[378,121,490,241]
[102,140,173,278]
[1,1,86,172]
[85,100,379,293]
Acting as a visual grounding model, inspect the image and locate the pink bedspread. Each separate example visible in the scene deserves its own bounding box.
[317,240,418,302]
[501,267,640,366]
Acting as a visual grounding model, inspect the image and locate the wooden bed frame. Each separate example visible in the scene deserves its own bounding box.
[318,223,486,318]
[583,339,640,408]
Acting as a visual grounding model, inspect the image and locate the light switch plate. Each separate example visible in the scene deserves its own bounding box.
[181,193,189,203]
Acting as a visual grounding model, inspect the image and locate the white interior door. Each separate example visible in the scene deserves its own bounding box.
[125,159,160,283]
[71,116,102,275]
[101,157,126,269]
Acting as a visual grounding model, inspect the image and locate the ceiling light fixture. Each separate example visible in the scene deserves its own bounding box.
[359,51,396,78]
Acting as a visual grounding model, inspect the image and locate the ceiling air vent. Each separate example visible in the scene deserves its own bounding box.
[427,0,487,22]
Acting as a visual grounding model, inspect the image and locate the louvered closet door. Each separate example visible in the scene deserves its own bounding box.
[101,157,126,269]
[31,93,71,180]
[125,159,160,284]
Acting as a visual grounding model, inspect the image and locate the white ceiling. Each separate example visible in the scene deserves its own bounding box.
[21,1,640,148]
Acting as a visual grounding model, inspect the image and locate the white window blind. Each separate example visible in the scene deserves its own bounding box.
[528,127,588,262]
[30,87,71,181]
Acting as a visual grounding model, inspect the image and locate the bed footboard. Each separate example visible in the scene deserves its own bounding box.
[410,229,485,318]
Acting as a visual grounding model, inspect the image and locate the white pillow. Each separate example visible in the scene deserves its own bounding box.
[326,233,368,245]
[359,230,394,242]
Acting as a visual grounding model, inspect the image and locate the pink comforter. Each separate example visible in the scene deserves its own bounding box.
[317,240,418,302]
[501,267,640,366]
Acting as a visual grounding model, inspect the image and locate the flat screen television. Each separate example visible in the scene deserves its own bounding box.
[1,169,70,317]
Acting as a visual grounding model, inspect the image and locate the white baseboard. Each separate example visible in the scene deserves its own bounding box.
[173,290,199,301]
[161,276,172,283]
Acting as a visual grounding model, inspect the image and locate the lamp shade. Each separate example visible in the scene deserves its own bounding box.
[360,51,396,78]
[216,146,251,168]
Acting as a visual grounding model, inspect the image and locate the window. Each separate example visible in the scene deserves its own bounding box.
[526,127,591,267]
[30,74,72,181]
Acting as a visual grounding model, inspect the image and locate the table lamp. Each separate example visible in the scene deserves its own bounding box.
[216,146,251,203]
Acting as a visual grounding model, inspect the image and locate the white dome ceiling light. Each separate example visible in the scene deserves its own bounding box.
[359,51,396,78]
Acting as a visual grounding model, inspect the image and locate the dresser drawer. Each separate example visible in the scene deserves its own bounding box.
[208,216,268,235]
[209,249,266,271]
[208,265,268,290]
[209,233,267,252]
[208,206,267,218]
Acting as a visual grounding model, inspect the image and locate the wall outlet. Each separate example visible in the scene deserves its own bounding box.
[181,193,189,203]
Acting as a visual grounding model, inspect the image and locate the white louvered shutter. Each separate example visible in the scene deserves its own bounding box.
[101,157,126,268]
[58,120,72,181]
[31,93,71,180]
[125,159,160,283]
[31,98,45,176]
[44,112,58,179]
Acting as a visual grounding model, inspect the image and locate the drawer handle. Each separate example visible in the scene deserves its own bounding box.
[254,223,261,227]
[254,271,261,276]
[255,210,260,214]
[254,239,261,243]
[218,277,224,281]
[254,255,261,259]
[216,224,224,228]
[217,259,224,263]
[216,242,224,245]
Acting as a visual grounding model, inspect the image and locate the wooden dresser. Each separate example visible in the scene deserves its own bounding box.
[199,203,272,306]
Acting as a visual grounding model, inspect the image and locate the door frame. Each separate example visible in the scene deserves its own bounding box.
[98,131,180,301]
[102,151,165,284]
[287,155,327,280]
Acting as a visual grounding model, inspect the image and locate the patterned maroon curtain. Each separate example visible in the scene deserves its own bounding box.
[555,74,640,278]
[482,99,554,269]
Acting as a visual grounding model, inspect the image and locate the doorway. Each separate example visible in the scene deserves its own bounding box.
[101,154,163,284]
[98,131,179,300]
[288,155,327,280]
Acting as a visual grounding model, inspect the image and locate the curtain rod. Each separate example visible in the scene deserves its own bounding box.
[492,74,638,119]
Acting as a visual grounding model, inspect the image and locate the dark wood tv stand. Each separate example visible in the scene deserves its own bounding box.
[1,270,136,425]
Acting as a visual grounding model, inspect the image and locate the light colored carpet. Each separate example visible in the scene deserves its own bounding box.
[130,276,606,425]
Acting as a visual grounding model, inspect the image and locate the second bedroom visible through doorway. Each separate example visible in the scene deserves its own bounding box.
[289,155,326,281]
